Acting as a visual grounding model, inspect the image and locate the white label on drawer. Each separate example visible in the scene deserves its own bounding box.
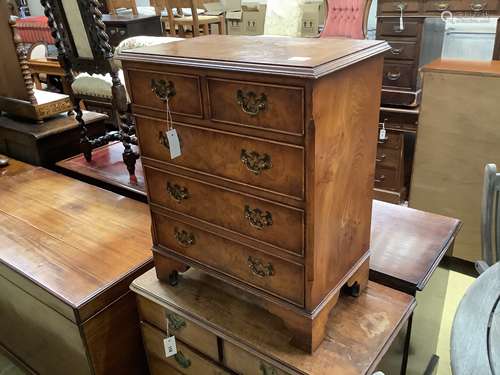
[166,129,182,159]
[379,128,386,141]
[164,336,177,358]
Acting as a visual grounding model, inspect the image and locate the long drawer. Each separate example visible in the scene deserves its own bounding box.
[384,41,418,61]
[136,116,305,200]
[223,340,288,375]
[141,322,230,375]
[378,20,420,37]
[127,69,203,118]
[382,63,415,89]
[153,212,305,306]
[379,0,420,13]
[145,167,304,256]
[207,77,304,136]
[137,296,220,362]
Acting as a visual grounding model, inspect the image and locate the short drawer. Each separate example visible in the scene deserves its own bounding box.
[378,20,420,37]
[207,78,304,136]
[141,322,230,375]
[379,0,420,13]
[137,296,219,362]
[384,41,418,61]
[223,340,289,375]
[376,147,401,169]
[153,213,305,306]
[374,167,400,191]
[136,117,304,200]
[382,63,415,89]
[378,130,403,149]
[145,167,304,256]
[127,69,203,117]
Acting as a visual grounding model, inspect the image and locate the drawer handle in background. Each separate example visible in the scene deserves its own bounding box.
[376,154,387,163]
[167,182,189,203]
[236,90,267,116]
[436,2,449,10]
[470,2,485,11]
[167,313,186,331]
[390,47,404,55]
[375,175,386,183]
[260,363,278,375]
[244,205,273,230]
[174,351,191,369]
[151,79,176,102]
[240,149,272,175]
[248,256,275,278]
[386,71,401,81]
[174,228,195,247]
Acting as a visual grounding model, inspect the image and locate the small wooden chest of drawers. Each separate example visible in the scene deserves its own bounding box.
[120,35,389,353]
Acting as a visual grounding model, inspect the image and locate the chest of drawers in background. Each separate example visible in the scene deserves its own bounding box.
[119,35,389,353]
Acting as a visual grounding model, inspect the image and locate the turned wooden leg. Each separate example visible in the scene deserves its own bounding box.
[153,252,190,286]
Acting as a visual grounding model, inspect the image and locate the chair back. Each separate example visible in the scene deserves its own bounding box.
[107,0,138,15]
[479,163,500,273]
[164,0,201,36]
[321,0,372,39]
[28,41,48,59]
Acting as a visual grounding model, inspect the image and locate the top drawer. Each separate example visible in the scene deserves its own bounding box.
[127,69,203,118]
[208,78,304,137]
[378,20,420,37]
[379,0,420,13]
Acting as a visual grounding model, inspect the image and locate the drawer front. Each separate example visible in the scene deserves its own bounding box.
[376,147,401,169]
[128,70,203,117]
[223,340,289,375]
[424,0,464,11]
[384,41,418,60]
[208,78,304,136]
[141,323,230,375]
[379,0,420,12]
[374,167,399,190]
[153,213,305,306]
[378,129,403,149]
[137,296,220,362]
[136,117,304,199]
[382,63,414,89]
[145,167,304,256]
[378,21,419,37]
[148,355,184,375]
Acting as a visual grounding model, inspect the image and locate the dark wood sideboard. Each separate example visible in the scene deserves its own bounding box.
[102,14,163,47]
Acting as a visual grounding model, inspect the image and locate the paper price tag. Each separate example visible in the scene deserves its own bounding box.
[166,129,182,159]
[163,336,177,358]
[379,128,386,141]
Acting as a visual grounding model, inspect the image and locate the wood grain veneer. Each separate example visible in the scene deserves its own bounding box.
[120,35,389,352]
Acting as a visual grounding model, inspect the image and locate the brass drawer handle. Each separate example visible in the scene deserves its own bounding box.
[236,90,267,116]
[470,2,485,11]
[376,154,386,163]
[386,71,401,81]
[159,131,182,150]
[167,182,189,203]
[390,47,404,55]
[436,2,449,10]
[174,351,191,369]
[174,228,195,247]
[248,256,275,278]
[151,79,176,101]
[167,313,186,331]
[244,205,273,230]
[375,175,386,183]
[260,363,278,375]
[240,149,272,175]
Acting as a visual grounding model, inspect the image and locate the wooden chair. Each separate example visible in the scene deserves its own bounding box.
[478,164,500,274]
[321,0,373,39]
[27,41,48,59]
[160,0,225,37]
[106,0,138,15]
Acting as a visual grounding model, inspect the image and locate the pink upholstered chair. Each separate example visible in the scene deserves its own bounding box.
[321,0,372,39]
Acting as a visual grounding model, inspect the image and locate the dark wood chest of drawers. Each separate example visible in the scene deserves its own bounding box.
[120,35,389,353]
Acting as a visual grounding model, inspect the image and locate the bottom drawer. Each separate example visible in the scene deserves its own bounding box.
[148,355,184,375]
[224,340,289,375]
[374,167,400,191]
[141,322,230,375]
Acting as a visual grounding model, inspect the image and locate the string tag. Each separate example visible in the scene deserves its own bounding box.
[164,96,181,159]
[164,314,177,358]
[379,120,387,141]
[398,4,405,30]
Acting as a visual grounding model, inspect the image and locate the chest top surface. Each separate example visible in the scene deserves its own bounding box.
[118,35,390,78]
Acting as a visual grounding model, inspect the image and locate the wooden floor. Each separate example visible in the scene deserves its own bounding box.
[56,142,146,198]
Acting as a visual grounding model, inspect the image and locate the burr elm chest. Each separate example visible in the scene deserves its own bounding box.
[119,35,389,353]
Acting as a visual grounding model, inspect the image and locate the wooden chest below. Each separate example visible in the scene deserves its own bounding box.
[119,35,389,352]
